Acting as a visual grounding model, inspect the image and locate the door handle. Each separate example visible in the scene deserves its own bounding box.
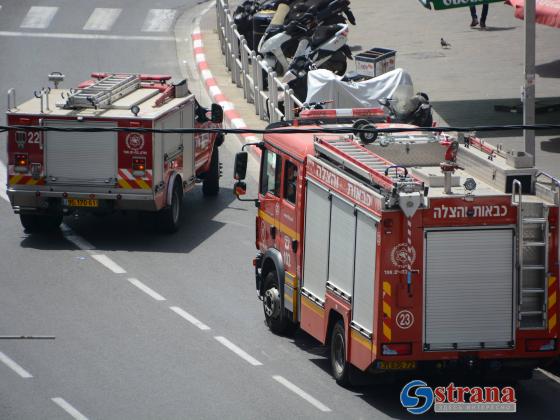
[270,226,276,239]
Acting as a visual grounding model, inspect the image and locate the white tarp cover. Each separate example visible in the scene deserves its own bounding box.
[306,68,414,110]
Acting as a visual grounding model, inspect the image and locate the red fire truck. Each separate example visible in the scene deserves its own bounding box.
[6,72,224,233]
[233,108,560,384]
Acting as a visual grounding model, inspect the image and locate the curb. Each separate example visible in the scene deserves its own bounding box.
[191,27,260,151]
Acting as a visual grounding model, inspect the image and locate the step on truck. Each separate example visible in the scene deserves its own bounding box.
[233,109,560,384]
[6,72,224,233]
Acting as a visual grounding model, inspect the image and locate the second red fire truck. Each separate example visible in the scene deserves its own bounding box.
[6,72,224,233]
[234,108,560,384]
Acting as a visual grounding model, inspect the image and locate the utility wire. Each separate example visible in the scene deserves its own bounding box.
[1,124,560,135]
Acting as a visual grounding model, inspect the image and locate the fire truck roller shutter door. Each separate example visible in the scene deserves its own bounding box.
[302,180,331,302]
[424,228,515,351]
[327,195,356,300]
[351,210,377,334]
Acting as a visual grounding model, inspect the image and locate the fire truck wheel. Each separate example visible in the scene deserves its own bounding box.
[20,213,63,233]
[203,147,220,197]
[263,271,291,335]
[159,182,183,233]
[330,320,351,386]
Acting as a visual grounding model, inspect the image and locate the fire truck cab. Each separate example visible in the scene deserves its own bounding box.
[6,72,224,233]
[234,109,560,384]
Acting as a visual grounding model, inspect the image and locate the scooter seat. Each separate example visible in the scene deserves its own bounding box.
[310,25,340,48]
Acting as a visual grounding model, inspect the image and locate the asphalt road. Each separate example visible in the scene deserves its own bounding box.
[1,1,560,419]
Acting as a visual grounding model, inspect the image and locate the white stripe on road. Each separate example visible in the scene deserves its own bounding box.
[0,160,9,202]
[0,31,174,41]
[61,224,95,251]
[0,351,33,378]
[537,368,560,385]
[142,9,177,32]
[214,336,263,366]
[272,375,331,412]
[20,6,58,29]
[51,398,88,420]
[170,306,211,331]
[83,8,122,31]
[128,278,166,301]
[90,254,127,274]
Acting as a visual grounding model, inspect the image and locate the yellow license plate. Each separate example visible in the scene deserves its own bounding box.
[377,361,416,370]
[66,198,99,208]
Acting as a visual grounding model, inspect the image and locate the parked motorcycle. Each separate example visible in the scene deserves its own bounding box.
[379,93,433,128]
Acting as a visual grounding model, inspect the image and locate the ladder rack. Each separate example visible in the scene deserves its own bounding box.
[314,135,423,193]
[59,73,141,109]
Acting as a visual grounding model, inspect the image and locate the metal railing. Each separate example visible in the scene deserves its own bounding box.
[216,0,303,123]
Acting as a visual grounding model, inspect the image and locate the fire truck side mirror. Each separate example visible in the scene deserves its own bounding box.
[211,103,224,123]
[234,181,247,197]
[234,151,248,180]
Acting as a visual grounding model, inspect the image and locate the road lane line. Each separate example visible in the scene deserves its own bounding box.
[90,254,126,274]
[214,336,263,366]
[0,31,174,41]
[0,351,33,378]
[51,398,88,420]
[20,6,58,29]
[0,160,8,202]
[170,306,211,331]
[83,8,122,31]
[128,278,166,301]
[142,9,177,32]
[61,224,95,251]
[272,375,331,412]
[537,368,560,385]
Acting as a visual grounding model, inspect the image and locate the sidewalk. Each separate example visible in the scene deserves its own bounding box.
[197,0,560,174]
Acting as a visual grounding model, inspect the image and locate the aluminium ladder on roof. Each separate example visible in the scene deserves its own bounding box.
[61,74,141,109]
[314,136,420,192]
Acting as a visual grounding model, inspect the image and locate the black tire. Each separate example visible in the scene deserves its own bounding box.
[202,146,220,197]
[330,320,351,386]
[262,271,292,335]
[20,212,63,233]
[321,51,348,76]
[159,181,183,233]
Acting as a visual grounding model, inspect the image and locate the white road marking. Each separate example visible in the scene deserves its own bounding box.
[537,368,560,384]
[0,160,9,202]
[61,224,95,251]
[272,375,331,412]
[90,254,127,274]
[214,336,263,366]
[20,6,58,29]
[128,278,166,301]
[0,31,174,41]
[83,8,122,31]
[0,351,33,378]
[51,398,88,420]
[170,306,211,331]
[142,9,177,32]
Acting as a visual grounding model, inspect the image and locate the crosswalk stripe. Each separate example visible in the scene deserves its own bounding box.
[20,6,58,29]
[83,8,122,31]
[141,9,177,32]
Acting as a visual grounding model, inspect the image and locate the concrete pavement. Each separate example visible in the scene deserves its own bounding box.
[202,0,560,174]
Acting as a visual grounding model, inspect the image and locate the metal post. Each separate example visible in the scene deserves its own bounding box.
[523,0,536,161]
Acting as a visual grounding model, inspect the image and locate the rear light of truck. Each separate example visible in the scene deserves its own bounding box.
[14,153,29,173]
[382,342,412,356]
[526,339,556,352]
[132,157,146,177]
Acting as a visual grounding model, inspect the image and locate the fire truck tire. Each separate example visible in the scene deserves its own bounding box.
[330,320,351,387]
[202,146,220,196]
[159,182,183,233]
[20,213,63,233]
[262,271,292,335]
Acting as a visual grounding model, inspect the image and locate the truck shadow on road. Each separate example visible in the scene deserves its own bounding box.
[289,330,560,419]
[19,186,247,254]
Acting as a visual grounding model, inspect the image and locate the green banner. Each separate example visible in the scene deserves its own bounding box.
[419,0,503,10]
